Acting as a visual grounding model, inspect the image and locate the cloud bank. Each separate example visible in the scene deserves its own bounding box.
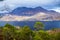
[0,0,60,13]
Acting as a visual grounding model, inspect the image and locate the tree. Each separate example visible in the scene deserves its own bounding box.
[55,32,60,40]
[33,34,42,40]
[38,30,51,40]
[4,23,15,29]
[3,24,16,40]
[33,30,43,40]
[15,25,33,40]
[34,22,44,30]
[21,25,32,40]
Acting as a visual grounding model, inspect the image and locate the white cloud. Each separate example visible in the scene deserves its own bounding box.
[0,10,8,13]
[0,0,59,13]
[2,0,60,8]
[55,9,60,13]
[7,0,59,5]
[50,7,60,13]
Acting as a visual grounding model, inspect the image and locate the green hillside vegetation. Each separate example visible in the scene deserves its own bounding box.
[0,22,60,40]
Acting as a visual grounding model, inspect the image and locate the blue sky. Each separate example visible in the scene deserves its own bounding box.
[0,0,60,13]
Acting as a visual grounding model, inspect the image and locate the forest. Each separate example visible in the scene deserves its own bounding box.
[0,22,60,40]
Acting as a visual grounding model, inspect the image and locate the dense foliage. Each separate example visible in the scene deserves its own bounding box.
[0,22,60,40]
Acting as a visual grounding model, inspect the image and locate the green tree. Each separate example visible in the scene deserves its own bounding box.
[55,32,60,40]
[33,31,43,40]
[34,22,44,30]
[34,34,42,40]
[4,23,15,29]
[14,25,33,40]
[3,24,16,40]
[20,25,32,40]
[38,30,51,40]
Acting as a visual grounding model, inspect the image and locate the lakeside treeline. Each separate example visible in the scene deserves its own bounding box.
[0,22,60,40]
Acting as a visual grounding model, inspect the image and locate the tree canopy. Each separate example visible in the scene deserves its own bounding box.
[0,22,60,40]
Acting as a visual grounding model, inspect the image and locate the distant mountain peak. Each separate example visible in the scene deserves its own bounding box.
[35,6,44,9]
[10,6,48,16]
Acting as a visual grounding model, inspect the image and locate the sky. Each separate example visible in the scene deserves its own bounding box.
[0,0,60,13]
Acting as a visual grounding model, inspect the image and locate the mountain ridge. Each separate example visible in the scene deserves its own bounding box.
[10,7,48,16]
[0,6,60,21]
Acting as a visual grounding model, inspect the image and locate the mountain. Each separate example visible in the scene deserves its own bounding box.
[0,7,60,21]
[0,12,60,21]
[11,6,60,16]
[0,14,31,21]
[11,7,48,16]
[26,12,60,21]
